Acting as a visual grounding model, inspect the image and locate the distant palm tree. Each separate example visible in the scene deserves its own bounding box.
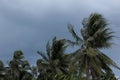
[8,50,33,80]
[0,60,5,80]
[67,13,120,80]
[36,37,69,80]
[8,50,24,80]
[31,66,38,79]
[20,60,34,80]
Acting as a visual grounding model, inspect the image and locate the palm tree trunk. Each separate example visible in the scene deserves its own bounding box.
[86,55,89,80]
[90,67,95,80]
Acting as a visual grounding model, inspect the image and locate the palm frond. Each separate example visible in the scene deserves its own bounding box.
[66,39,81,46]
[97,50,120,70]
[68,24,83,43]
[46,41,51,60]
[52,36,56,45]
[89,57,103,76]
[37,51,49,62]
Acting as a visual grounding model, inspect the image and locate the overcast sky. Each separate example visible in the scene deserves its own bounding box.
[0,0,120,76]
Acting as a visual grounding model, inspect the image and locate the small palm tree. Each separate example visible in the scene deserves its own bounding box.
[0,60,5,80]
[36,37,69,80]
[8,50,34,80]
[20,60,34,80]
[67,13,120,80]
[8,50,24,80]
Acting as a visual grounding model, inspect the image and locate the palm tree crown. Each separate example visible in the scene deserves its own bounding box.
[36,37,69,80]
[67,13,120,80]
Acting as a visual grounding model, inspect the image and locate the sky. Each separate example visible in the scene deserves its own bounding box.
[0,0,120,77]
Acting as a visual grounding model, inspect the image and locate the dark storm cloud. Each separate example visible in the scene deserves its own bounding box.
[0,0,120,75]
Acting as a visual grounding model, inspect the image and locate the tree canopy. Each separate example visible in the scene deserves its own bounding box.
[0,13,119,80]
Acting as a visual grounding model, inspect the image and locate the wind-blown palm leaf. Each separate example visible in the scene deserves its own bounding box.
[52,36,57,45]
[68,24,83,44]
[37,51,48,62]
[46,41,51,60]
[66,39,80,46]
[97,50,120,70]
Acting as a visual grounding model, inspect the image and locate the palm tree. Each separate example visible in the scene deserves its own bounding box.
[8,50,34,80]
[31,66,38,79]
[8,50,24,80]
[67,13,120,80]
[36,37,69,80]
[20,60,34,80]
[0,60,5,80]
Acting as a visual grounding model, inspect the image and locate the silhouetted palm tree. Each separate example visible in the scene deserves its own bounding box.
[8,50,33,80]
[8,50,24,80]
[0,60,5,80]
[20,60,34,80]
[36,37,69,80]
[67,13,120,80]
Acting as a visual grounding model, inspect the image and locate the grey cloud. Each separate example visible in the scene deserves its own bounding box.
[0,0,120,75]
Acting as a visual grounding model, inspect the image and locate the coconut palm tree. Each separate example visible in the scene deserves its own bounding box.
[20,60,34,80]
[31,66,38,78]
[67,13,120,80]
[8,50,24,80]
[8,50,34,80]
[0,60,5,80]
[36,37,69,80]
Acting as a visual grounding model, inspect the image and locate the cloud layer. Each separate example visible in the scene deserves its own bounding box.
[0,0,120,75]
